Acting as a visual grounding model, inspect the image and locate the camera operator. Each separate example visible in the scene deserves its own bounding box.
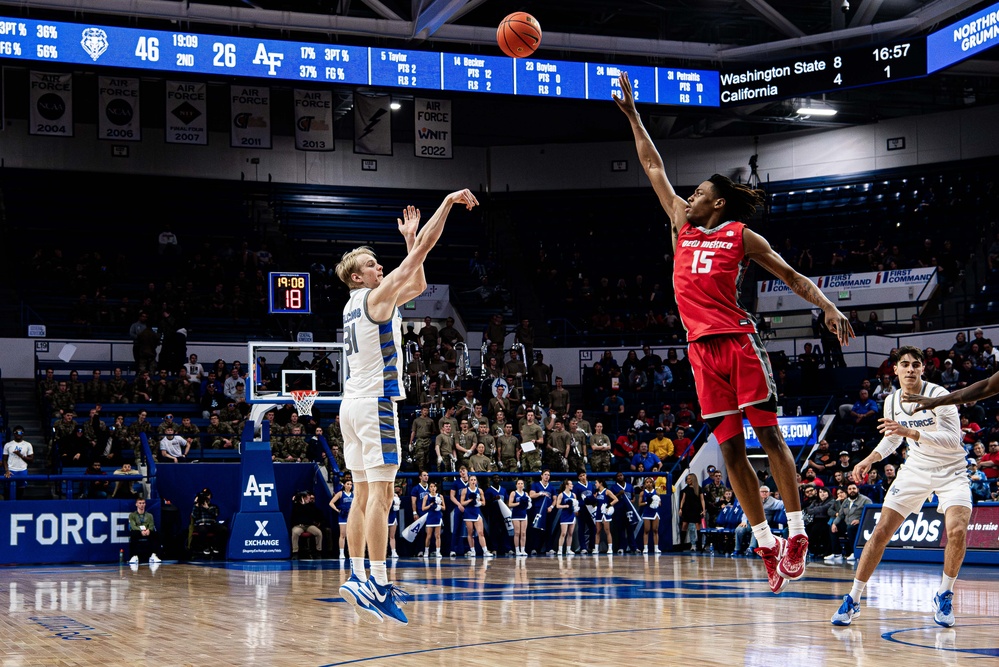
[190,489,225,557]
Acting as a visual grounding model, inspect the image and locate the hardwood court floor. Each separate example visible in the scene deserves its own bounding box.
[2,553,997,667]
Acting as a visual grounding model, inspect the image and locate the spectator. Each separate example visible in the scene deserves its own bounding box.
[58,423,91,470]
[980,441,999,485]
[961,415,983,447]
[129,311,149,340]
[3,426,34,500]
[950,332,971,359]
[602,390,625,434]
[84,461,109,499]
[846,389,879,427]
[112,462,142,499]
[940,359,960,391]
[613,428,639,472]
[50,381,75,418]
[872,375,895,404]
[290,490,325,559]
[190,490,226,557]
[159,427,190,463]
[803,486,834,559]
[184,353,204,380]
[673,427,693,461]
[674,402,696,429]
[588,422,612,473]
[648,427,674,462]
[630,442,662,472]
[826,483,872,563]
[127,498,160,565]
[655,404,676,432]
[969,460,991,501]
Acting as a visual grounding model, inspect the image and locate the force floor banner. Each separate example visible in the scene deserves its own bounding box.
[230,84,271,149]
[29,71,72,136]
[98,76,140,141]
[228,439,289,559]
[415,98,451,159]
[294,88,334,151]
[2,499,160,564]
[166,81,208,145]
[353,92,392,155]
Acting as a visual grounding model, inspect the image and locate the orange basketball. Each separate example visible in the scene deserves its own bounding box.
[497,12,542,58]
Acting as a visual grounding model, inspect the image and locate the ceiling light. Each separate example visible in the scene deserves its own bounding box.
[796,99,837,116]
[390,101,402,110]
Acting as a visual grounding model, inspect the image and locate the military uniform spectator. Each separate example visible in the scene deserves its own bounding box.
[172,369,198,403]
[497,422,520,472]
[420,316,439,358]
[520,409,544,472]
[278,425,309,462]
[131,371,153,403]
[544,420,571,472]
[589,422,612,472]
[514,318,535,365]
[52,411,79,444]
[566,418,587,473]
[549,377,571,418]
[176,416,201,452]
[67,370,85,403]
[207,414,235,449]
[107,368,129,404]
[468,443,492,473]
[476,423,497,469]
[38,368,57,403]
[50,381,75,418]
[435,421,456,472]
[409,407,435,472]
[85,370,107,403]
[530,353,553,405]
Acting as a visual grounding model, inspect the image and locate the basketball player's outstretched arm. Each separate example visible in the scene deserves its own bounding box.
[368,189,479,321]
[612,72,687,252]
[743,228,854,346]
[397,204,426,301]
[905,370,999,409]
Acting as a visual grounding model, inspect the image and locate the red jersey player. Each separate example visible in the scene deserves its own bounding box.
[615,72,854,594]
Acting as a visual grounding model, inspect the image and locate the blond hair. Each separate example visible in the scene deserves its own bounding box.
[335,246,375,287]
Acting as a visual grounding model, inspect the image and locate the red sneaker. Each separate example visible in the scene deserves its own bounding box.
[754,536,788,594]
[778,534,809,581]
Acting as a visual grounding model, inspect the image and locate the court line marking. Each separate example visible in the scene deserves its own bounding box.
[882,625,999,657]
[318,616,999,666]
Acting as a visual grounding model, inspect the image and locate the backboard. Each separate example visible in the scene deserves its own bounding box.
[247,341,345,405]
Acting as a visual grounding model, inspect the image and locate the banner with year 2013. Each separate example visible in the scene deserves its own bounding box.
[293,88,334,151]
[230,85,271,149]
[98,76,140,141]
[166,81,208,145]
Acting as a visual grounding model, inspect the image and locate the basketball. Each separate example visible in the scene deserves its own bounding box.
[497,12,542,58]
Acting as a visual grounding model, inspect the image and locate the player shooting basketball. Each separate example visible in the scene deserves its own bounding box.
[334,188,478,625]
[614,71,853,594]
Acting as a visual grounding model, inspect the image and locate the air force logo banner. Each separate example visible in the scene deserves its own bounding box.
[353,92,392,155]
[228,440,289,559]
[166,81,208,145]
[98,76,140,142]
[294,88,334,152]
[230,85,271,149]
[29,71,73,137]
[414,98,452,159]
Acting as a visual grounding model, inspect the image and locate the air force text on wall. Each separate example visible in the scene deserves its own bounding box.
[9,511,131,546]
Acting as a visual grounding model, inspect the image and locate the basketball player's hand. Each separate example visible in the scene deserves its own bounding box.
[447,189,480,210]
[397,204,420,240]
[612,72,637,115]
[878,417,916,441]
[852,459,873,483]
[825,307,855,346]
[902,392,943,411]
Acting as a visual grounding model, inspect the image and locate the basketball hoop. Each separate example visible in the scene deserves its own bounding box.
[290,390,319,417]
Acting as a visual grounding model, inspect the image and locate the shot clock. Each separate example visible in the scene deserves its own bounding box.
[268,272,311,315]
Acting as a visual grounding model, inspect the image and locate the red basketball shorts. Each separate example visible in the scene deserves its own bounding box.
[688,333,777,419]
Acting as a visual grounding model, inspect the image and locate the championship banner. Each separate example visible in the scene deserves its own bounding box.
[166,81,208,145]
[414,98,451,159]
[353,92,392,155]
[230,85,271,149]
[29,71,72,137]
[98,76,140,141]
[293,88,334,151]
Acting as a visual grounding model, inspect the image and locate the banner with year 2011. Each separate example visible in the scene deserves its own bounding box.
[414,98,452,159]
[29,71,73,137]
[230,85,271,149]
[166,81,208,145]
[98,76,140,141]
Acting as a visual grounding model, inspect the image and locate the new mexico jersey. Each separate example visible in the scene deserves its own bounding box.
[342,288,405,400]
[874,382,963,470]
[673,220,757,342]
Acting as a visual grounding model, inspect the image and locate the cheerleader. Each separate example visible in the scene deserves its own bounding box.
[507,479,532,556]
[591,478,619,555]
[420,481,445,558]
[636,476,662,554]
[554,480,578,556]
[459,475,492,557]
[329,479,353,559]
[387,487,402,559]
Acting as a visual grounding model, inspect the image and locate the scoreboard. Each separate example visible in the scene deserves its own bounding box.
[269,272,311,315]
[0,7,997,109]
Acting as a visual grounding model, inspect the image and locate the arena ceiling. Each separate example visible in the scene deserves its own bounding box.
[5,0,999,144]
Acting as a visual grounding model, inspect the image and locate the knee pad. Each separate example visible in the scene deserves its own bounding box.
[712,413,743,444]
[745,404,778,428]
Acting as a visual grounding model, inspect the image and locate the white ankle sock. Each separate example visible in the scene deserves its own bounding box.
[752,521,776,549]
[350,557,366,579]
[938,574,957,595]
[370,560,388,586]
[850,579,867,603]
[786,511,806,537]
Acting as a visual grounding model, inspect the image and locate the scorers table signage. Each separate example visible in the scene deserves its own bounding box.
[269,271,311,315]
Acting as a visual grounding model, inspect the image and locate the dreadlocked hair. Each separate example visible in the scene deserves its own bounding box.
[707,173,766,221]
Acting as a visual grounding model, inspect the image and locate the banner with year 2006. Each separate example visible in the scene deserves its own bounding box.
[230,85,271,149]
[166,81,208,145]
[98,76,140,141]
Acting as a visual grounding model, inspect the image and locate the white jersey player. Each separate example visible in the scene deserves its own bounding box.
[832,345,971,628]
[334,189,479,625]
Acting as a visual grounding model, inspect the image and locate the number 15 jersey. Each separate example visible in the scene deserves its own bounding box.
[673,220,757,342]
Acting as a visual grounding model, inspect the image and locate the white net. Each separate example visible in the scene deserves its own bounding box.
[290,390,319,417]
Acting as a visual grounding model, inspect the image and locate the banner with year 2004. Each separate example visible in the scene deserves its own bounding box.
[166,81,208,145]
[29,71,73,137]
[98,76,140,141]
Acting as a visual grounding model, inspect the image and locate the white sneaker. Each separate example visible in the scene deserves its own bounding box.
[642,546,648,554]
[466,551,475,558]
[483,550,493,558]
[148,553,161,564]
[149,561,160,574]
[654,547,662,555]
[391,551,399,559]
[845,553,856,563]
[824,554,838,562]
[129,562,139,572]
[339,551,346,560]
[128,555,139,565]
[567,550,575,557]
[434,551,442,559]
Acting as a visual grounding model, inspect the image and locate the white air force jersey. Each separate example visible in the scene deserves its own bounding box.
[874,382,963,470]
[342,288,405,400]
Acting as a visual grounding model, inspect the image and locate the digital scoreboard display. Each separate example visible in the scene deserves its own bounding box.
[269,272,311,315]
